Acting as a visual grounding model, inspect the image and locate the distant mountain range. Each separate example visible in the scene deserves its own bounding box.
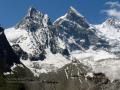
[1,6,120,90]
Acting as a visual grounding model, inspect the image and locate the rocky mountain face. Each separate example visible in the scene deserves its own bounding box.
[54,7,110,51]
[2,6,120,90]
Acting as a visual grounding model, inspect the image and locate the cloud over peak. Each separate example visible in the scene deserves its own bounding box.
[103,1,120,19]
[105,1,120,8]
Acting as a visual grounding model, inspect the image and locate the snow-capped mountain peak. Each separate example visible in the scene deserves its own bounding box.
[16,7,51,30]
[54,6,89,28]
[95,17,120,54]
[102,18,120,29]
[5,7,57,60]
[27,7,37,17]
[95,17,120,40]
[54,7,104,51]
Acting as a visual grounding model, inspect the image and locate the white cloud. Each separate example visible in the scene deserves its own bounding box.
[103,9,120,19]
[102,1,120,19]
[105,1,120,8]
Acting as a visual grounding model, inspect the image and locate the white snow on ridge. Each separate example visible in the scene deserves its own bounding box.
[53,14,67,24]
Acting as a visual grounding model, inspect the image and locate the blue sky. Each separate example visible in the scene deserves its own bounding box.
[0,0,118,28]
